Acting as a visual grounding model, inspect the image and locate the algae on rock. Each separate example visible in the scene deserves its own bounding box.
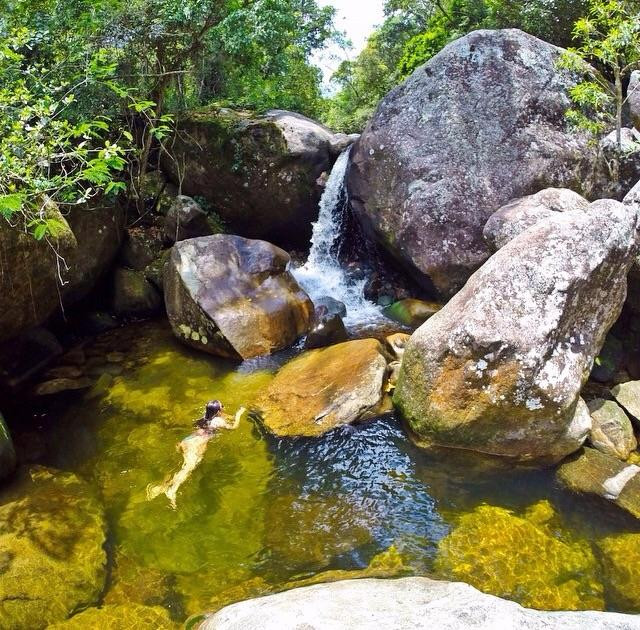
[597,533,640,612]
[47,603,178,629]
[0,467,106,629]
[434,502,604,611]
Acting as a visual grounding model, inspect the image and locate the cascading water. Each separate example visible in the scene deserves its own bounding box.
[293,147,383,328]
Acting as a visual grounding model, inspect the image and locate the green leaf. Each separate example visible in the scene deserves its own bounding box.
[0,193,24,218]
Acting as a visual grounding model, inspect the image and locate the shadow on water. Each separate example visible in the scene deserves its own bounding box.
[4,320,640,620]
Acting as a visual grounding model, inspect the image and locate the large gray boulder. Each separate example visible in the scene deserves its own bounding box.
[483,188,590,251]
[195,577,640,630]
[0,200,123,343]
[164,235,313,359]
[162,108,344,248]
[394,200,638,464]
[347,29,599,299]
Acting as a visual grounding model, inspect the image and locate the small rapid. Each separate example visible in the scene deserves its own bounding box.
[293,148,383,328]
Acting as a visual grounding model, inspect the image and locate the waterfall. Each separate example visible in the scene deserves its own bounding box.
[293,148,383,328]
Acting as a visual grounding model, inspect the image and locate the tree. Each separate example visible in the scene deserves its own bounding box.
[558,0,640,151]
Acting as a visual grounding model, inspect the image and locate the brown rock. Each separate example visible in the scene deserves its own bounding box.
[256,339,389,436]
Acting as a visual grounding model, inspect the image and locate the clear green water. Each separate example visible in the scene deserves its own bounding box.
[8,320,640,622]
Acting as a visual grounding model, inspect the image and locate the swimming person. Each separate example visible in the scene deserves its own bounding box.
[147,400,246,509]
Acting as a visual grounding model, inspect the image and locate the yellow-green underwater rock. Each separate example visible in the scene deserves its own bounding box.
[597,533,640,611]
[434,502,604,611]
[0,467,106,629]
[48,604,177,629]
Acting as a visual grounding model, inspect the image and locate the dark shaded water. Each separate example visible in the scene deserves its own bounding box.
[7,320,640,622]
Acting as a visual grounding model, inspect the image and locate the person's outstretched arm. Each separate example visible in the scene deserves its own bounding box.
[228,407,246,430]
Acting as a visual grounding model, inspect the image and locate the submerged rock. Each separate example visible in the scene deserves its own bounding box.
[394,200,637,464]
[164,235,312,359]
[164,195,214,244]
[348,29,598,299]
[434,502,603,610]
[0,467,106,629]
[597,533,640,612]
[48,604,177,629]
[587,399,637,460]
[483,188,590,251]
[382,299,441,329]
[34,376,93,396]
[162,108,341,248]
[194,577,638,630]
[557,447,640,520]
[256,339,389,437]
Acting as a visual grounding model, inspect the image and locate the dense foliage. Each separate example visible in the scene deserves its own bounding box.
[0,0,336,236]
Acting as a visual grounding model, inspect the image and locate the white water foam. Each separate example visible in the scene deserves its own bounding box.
[292,148,383,328]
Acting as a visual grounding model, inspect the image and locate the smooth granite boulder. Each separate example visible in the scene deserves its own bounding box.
[165,235,313,359]
[587,398,637,460]
[195,577,640,630]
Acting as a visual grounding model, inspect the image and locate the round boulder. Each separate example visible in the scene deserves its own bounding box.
[394,200,638,464]
[164,235,313,359]
[348,29,598,299]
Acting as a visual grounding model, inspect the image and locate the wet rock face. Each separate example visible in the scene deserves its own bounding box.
[630,71,640,132]
[557,447,640,520]
[304,305,348,350]
[256,339,389,437]
[0,467,106,629]
[165,235,313,359]
[394,200,638,464]
[484,188,590,251]
[347,29,598,299]
[162,108,341,248]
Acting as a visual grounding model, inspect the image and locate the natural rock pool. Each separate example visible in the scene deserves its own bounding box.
[6,320,640,626]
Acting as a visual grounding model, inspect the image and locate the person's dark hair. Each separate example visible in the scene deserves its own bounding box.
[205,400,223,420]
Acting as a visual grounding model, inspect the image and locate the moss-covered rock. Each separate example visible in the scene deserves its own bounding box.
[161,108,339,248]
[597,533,640,611]
[48,604,177,629]
[0,467,106,629]
[111,267,162,318]
[256,339,389,437]
[382,299,441,329]
[434,502,604,611]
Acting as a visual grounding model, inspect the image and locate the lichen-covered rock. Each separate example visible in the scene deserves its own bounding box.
[162,108,341,248]
[394,200,637,463]
[597,533,640,612]
[587,398,637,460]
[164,195,214,244]
[434,502,603,611]
[596,128,640,200]
[483,188,590,251]
[111,268,162,318]
[382,299,441,329]
[347,29,599,299]
[0,467,106,629]
[612,380,640,424]
[0,413,15,481]
[164,235,312,359]
[256,339,389,437]
[557,447,640,520]
[0,200,124,343]
[48,604,177,629]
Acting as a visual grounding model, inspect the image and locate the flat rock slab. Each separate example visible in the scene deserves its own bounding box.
[196,577,640,630]
[557,447,640,520]
[256,339,389,437]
